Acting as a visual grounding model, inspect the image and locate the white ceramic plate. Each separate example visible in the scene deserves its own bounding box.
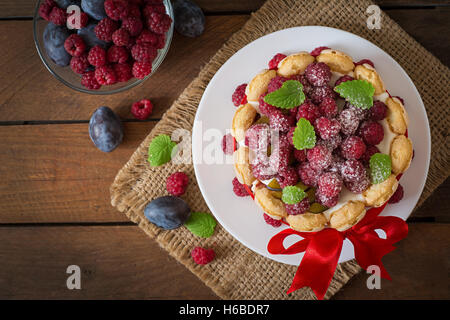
[192,26,430,266]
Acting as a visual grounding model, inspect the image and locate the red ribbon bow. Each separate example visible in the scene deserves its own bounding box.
[267,203,409,300]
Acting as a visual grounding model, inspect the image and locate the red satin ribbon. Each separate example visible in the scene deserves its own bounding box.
[267,201,408,300]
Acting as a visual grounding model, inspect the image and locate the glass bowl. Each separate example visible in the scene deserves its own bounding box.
[33,0,173,95]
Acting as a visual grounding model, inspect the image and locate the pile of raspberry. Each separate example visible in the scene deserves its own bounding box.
[232,50,391,215]
[39,0,172,90]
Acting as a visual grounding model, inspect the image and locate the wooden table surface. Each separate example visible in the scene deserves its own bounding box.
[0,0,448,300]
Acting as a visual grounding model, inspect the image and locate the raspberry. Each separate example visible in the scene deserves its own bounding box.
[113,63,132,82]
[293,149,307,162]
[191,247,215,265]
[358,121,384,145]
[67,11,89,29]
[136,29,158,46]
[131,99,153,120]
[155,33,166,49]
[277,167,299,189]
[334,75,354,87]
[340,159,366,182]
[143,3,166,17]
[104,0,129,21]
[122,16,144,37]
[315,190,338,207]
[361,145,380,166]
[81,71,101,90]
[307,145,332,170]
[252,163,275,181]
[132,43,157,63]
[112,28,131,46]
[267,76,288,93]
[347,103,368,121]
[389,184,404,203]
[310,46,330,57]
[310,85,336,105]
[355,59,375,68]
[369,101,387,121]
[95,65,117,85]
[296,100,321,123]
[290,74,313,97]
[317,134,342,151]
[286,197,310,215]
[269,143,291,172]
[263,213,282,227]
[88,45,106,67]
[38,2,53,21]
[315,117,341,140]
[298,162,322,187]
[128,4,141,18]
[259,93,277,116]
[132,61,152,79]
[338,108,360,136]
[305,62,331,87]
[147,12,172,34]
[319,97,338,118]
[269,111,294,133]
[166,171,189,196]
[232,84,247,107]
[222,134,236,155]
[245,124,270,151]
[232,177,249,197]
[328,154,345,174]
[107,45,128,64]
[318,172,343,198]
[95,18,119,42]
[49,6,67,26]
[268,53,286,70]
[345,176,370,193]
[64,34,86,57]
[70,53,89,74]
[340,136,366,160]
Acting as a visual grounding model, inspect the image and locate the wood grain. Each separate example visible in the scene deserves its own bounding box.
[0,16,248,122]
[0,223,447,299]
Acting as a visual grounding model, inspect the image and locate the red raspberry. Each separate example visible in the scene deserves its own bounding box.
[310,46,330,57]
[128,4,141,18]
[334,75,354,87]
[107,45,129,64]
[361,145,380,166]
[259,93,277,116]
[132,61,152,79]
[166,171,189,196]
[222,134,236,155]
[88,45,106,67]
[95,18,119,42]
[318,172,343,198]
[136,29,158,46]
[369,101,387,121]
[232,84,247,107]
[345,176,370,193]
[67,11,89,29]
[147,12,172,34]
[252,163,275,181]
[269,143,291,172]
[112,28,131,46]
[122,16,144,37]
[389,184,404,203]
[269,111,294,133]
[263,213,282,227]
[64,34,86,57]
[340,159,366,182]
[81,71,101,90]
[125,36,136,51]
[358,121,384,145]
[70,53,89,74]
[49,6,67,26]
[319,97,338,118]
[104,0,129,21]
[155,33,166,49]
[310,85,336,104]
[286,197,310,215]
[267,76,288,93]
[340,136,366,160]
[355,59,375,68]
[268,53,286,70]
[287,127,296,146]
[294,149,307,162]
[298,162,322,187]
[131,99,153,120]
[277,167,299,189]
[315,117,341,140]
[38,2,53,21]
[315,190,338,207]
[191,247,215,265]
[143,3,166,17]
[245,124,270,151]
[338,108,360,135]
[328,154,345,174]
[113,63,132,82]
[232,177,249,197]
[95,65,117,85]
[347,103,368,121]
[307,145,332,170]
[131,43,157,63]
[296,100,321,123]
[290,74,313,97]
[305,62,331,87]
[317,134,342,151]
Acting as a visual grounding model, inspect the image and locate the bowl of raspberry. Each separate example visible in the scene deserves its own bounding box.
[33,0,174,94]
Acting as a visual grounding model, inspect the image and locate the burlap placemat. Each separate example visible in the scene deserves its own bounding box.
[110,0,450,299]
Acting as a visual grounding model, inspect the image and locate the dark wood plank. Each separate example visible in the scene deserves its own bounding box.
[0,16,248,122]
[0,223,446,299]
[0,122,156,223]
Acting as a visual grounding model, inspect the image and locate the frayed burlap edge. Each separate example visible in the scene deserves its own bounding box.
[110,0,449,300]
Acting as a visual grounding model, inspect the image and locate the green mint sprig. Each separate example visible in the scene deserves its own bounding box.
[292,118,316,150]
[282,186,307,205]
[263,80,305,109]
[334,79,375,110]
[369,153,392,184]
[184,212,217,238]
[147,134,177,167]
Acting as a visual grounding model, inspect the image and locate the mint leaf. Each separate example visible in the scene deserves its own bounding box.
[184,212,217,238]
[282,186,307,204]
[263,80,305,109]
[292,118,316,150]
[370,153,391,184]
[147,134,177,167]
[334,79,375,109]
